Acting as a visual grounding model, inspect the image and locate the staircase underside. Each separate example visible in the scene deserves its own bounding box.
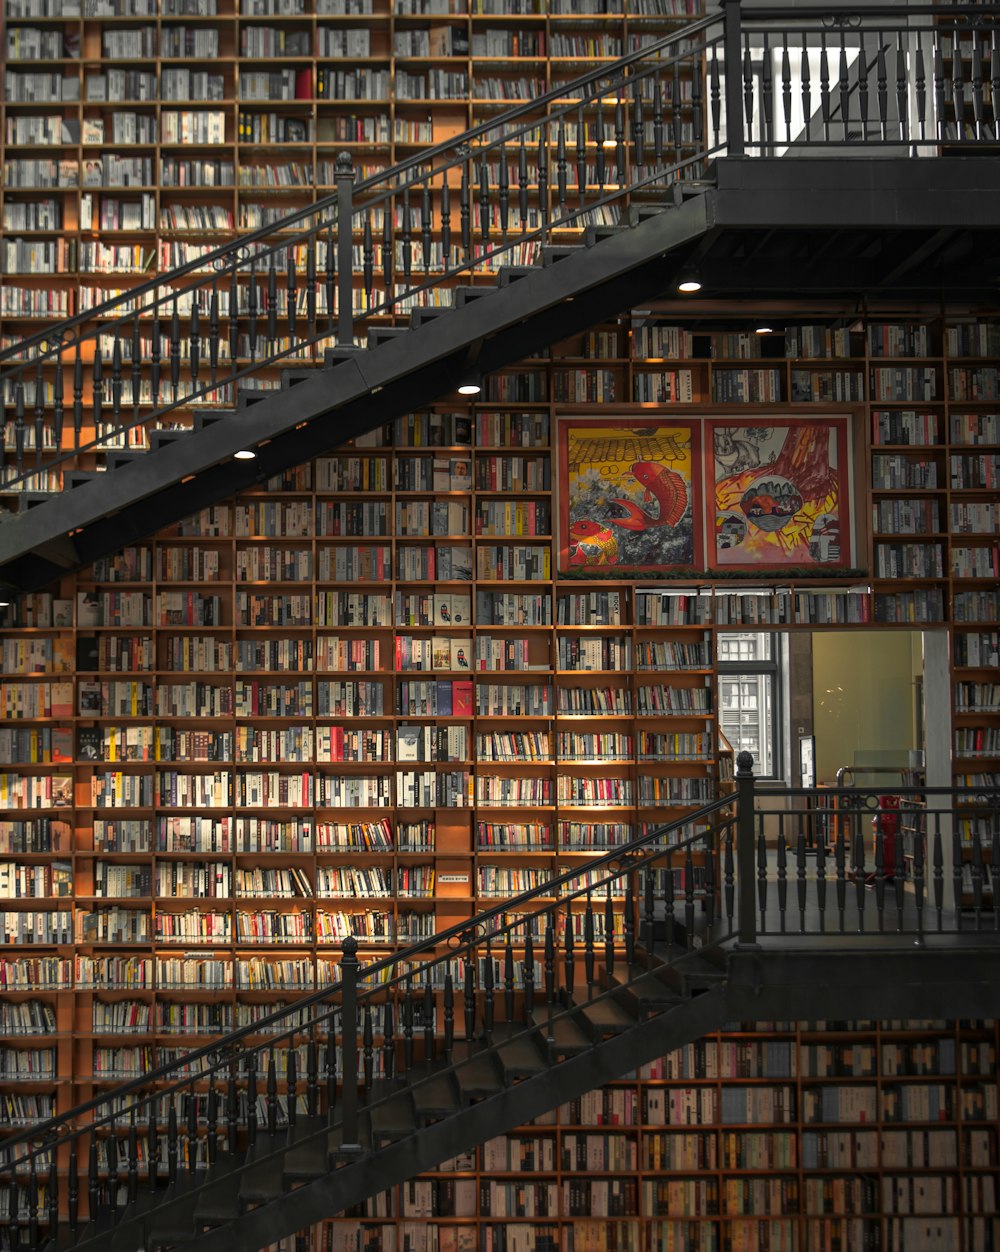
[3,156,1000,591]
[75,934,1000,1252]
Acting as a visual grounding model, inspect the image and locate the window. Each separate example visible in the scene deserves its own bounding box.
[717,631,782,778]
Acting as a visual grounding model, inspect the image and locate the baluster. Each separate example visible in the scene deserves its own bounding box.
[127,1107,138,1203]
[643,866,655,954]
[108,1106,120,1211]
[690,65,703,158]
[69,1139,79,1232]
[684,849,696,942]
[575,106,586,205]
[912,819,926,943]
[228,269,239,363]
[831,832,846,932]
[932,822,944,930]
[48,348,64,457]
[130,319,143,420]
[460,160,472,262]
[70,345,87,458]
[760,33,773,150]
[663,850,675,952]
[956,827,969,929]
[876,37,889,141]
[400,187,413,287]
[206,1079,219,1165]
[27,1154,38,1248]
[536,129,549,240]
[632,76,645,169]
[266,258,277,346]
[993,821,1000,933]
[933,36,946,141]
[583,892,595,991]
[247,259,258,357]
[709,44,721,148]
[403,975,415,1071]
[914,33,927,143]
[169,298,181,399]
[92,342,103,433]
[518,136,528,225]
[595,102,606,192]
[853,829,867,933]
[497,143,509,238]
[858,43,869,141]
[88,1133,99,1222]
[519,933,533,1023]
[442,972,455,1063]
[186,1086,198,1175]
[478,152,490,246]
[287,1048,298,1131]
[363,1004,374,1091]
[723,831,735,930]
[226,1064,239,1153]
[991,33,1000,138]
[267,1046,278,1137]
[423,979,435,1063]
[285,248,297,345]
[820,32,830,141]
[0,393,6,475]
[703,830,716,931]
[382,210,393,311]
[483,935,495,1039]
[556,120,568,216]
[34,361,45,469]
[562,902,576,997]
[970,34,985,142]
[757,832,769,935]
[624,872,636,965]
[671,62,683,163]
[165,1095,178,1185]
[874,829,887,930]
[815,833,827,932]
[325,227,336,334]
[952,34,966,140]
[795,833,807,932]
[652,79,664,164]
[440,172,452,263]
[421,184,433,272]
[895,35,908,142]
[383,994,396,1082]
[894,825,907,932]
[325,1012,337,1120]
[189,295,200,393]
[780,35,792,144]
[544,915,556,1053]
[47,1146,58,1238]
[307,1039,319,1119]
[246,1053,258,1146]
[801,34,811,141]
[504,941,515,1023]
[604,884,615,979]
[742,32,754,149]
[362,214,374,309]
[839,35,851,142]
[463,954,476,1044]
[305,242,317,341]
[148,1098,159,1191]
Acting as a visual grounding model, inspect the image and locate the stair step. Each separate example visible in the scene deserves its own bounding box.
[193,409,231,430]
[369,1085,416,1142]
[577,994,636,1038]
[323,345,364,367]
[104,450,147,471]
[237,387,272,409]
[411,1066,460,1123]
[583,223,626,248]
[451,1043,504,1102]
[239,1116,328,1200]
[531,1006,592,1056]
[280,367,316,388]
[626,201,669,225]
[491,1022,549,1080]
[496,265,536,287]
[192,1152,250,1228]
[676,951,728,993]
[452,285,490,308]
[149,428,188,452]
[367,326,409,349]
[616,968,685,1016]
[409,305,449,329]
[541,244,585,267]
[64,471,101,490]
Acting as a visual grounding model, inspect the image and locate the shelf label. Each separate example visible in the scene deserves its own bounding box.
[439,874,469,884]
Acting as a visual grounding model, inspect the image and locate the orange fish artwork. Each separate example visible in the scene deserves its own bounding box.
[609,461,688,531]
[568,520,619,566]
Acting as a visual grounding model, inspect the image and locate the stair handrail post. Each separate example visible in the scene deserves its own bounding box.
[335,152,357,350]
[721,0,745,157]
[339,935,363,1154]
[735,750,758,945]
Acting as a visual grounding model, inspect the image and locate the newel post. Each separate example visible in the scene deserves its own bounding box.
[721,0,745,157]
[339,935,362,1152]
[735,750,758,945]
[335,151,356,349]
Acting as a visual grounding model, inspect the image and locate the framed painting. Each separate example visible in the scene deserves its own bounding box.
[557,418,701,573]
[708,418,852,569]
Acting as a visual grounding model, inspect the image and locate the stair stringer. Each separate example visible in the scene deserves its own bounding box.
[0,194,713,592]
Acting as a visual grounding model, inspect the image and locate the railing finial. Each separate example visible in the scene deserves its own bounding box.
[736,750,755,777]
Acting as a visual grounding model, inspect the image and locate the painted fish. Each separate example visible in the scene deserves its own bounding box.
[609,461,688,531]
[568,520,619,566]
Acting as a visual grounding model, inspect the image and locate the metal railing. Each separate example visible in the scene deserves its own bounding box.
[0,3,996,501]
[1,760,998,1246]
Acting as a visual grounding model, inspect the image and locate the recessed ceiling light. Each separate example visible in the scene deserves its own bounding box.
[677,269,702,294]
[755,325,773,335]
[234,449,256,460]
[457,375,482,396]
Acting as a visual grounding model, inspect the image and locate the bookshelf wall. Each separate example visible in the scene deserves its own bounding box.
[0,307,998,1248]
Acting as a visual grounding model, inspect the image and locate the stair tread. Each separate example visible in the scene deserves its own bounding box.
[411,1066,460,1120]
[623,969,685,1007]
[578,995,636,1034]
[451,1044,503,1100]
[531,1006,591,1055]
[369,1086,416,1141]
[492,1023,549,1078]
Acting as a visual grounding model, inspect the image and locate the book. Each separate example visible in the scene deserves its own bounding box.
[52,600,72,628]
[76,636,100,670]
[450,638,473,670]
[453,681,474,717]
[78,681,102,714]
[77,728,102,761]
[77,592,101,627]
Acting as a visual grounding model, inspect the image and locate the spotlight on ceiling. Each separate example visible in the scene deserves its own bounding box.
[457,374,482,396]
[234,449,256,460]
[676,269,702,294]
[755,325,774,335]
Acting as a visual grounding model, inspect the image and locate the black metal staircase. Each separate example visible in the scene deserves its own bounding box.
[1,3,998,591]
[3,767,1000,1252]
